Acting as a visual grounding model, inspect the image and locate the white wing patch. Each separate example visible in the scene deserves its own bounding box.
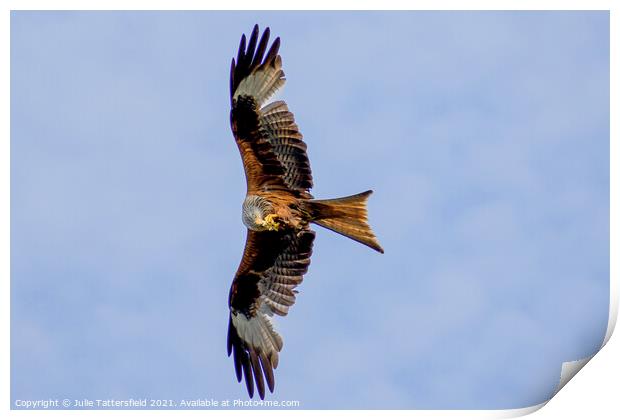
[231,305,283,368]
[233,56,286,107]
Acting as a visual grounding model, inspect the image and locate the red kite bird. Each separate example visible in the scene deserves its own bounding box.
[227,25,384,399]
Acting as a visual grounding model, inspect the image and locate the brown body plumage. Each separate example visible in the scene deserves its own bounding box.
[226,25,384,400]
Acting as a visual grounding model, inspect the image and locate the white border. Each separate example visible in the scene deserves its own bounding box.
[1,0,617,11]
[2,1,616,419]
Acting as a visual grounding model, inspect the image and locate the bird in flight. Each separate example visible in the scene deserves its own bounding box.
[226,25,384,400]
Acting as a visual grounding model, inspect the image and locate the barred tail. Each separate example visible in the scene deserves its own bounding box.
[304,190,384,254]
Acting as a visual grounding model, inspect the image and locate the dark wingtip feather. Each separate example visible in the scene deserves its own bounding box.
[229,58,236,100]
[233,347,243,382]
[237,34,247,65]
[227,316,234,356]
[263,36,281,67]
[250,350,266,400]
[242,355,254,398]
[233,33,247,95]
[246,25,259,59]
[260,352,275,393]
[250,26,270,71]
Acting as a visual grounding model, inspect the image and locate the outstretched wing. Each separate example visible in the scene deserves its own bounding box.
[227,229,315,399]
[230,25,313,197]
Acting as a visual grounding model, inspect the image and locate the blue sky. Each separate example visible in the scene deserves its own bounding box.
[11,11,609,409]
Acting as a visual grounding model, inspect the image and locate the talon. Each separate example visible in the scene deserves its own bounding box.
[263,214,280,231]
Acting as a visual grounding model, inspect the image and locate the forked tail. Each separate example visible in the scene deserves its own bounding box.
[303,190,384,254]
